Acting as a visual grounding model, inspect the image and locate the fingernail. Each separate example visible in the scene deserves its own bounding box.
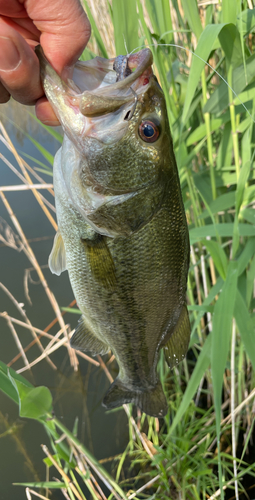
[0,37,21,71]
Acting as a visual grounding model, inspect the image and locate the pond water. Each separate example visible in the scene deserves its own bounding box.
[0,101,128,499]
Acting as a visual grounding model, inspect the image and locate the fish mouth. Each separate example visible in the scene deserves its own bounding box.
[35,46,154,145]
[71,49,153,116]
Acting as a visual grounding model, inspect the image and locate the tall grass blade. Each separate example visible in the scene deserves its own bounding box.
[234,290,255,370]
[211,260,239,498]
[181,0,202,39]
[203,240,228,280]
[204,52,255,114]
[167,334,211,438]
[112,0,139,54]
[145,0,173,44]
[232,158,251,256]
[28,113,63,143]
[221,0,238,25]
[82,0,108,58]
[182,23,226,125]
[190,278,223,338]
[190,223,255,244]
[27,136,54,166]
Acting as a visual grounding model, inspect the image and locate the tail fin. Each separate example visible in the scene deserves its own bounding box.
[102,379,167,418]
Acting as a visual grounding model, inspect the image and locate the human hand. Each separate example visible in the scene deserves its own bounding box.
[0,0,91,125]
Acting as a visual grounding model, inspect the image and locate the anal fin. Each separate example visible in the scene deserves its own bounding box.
[102,378,167,418]
[48,230,67,276]
[163,305,190,368]
[71,315,109,356]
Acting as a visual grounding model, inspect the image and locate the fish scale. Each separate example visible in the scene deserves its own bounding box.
[36,45,190,418]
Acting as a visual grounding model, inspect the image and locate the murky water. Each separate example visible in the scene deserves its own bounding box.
[0,101,128,499]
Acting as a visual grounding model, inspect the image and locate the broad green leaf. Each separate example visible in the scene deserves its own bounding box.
[203,240,228,280]
[0,369,19,405]
[0,361,33,404]
[190,223,255,245]
[221,0,238,25]
[182,23,226,124]
[235,290,255,370]
[8,373,52,420]
[218,24,243,69]
[112,0,139,54]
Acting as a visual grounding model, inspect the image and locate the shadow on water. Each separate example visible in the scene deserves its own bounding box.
[0,100,128,500]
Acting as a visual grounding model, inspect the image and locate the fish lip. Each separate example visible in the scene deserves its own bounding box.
[35,46,158,149]
[35,45,154,118]
[73,50,154,118]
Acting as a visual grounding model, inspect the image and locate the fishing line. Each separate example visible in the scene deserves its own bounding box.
[129,42,255,125]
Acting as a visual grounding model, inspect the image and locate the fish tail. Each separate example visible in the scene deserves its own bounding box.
[102,379,167,418]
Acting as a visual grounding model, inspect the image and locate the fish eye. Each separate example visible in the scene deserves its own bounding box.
[138,120,160,143]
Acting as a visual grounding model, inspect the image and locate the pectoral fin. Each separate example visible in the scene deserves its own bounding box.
[48,231,67,276]
[82,234,116,288]
[163,305,190,368]
[71,315,109,356]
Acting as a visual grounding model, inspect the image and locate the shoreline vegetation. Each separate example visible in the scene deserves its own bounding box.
[0,0,255,499]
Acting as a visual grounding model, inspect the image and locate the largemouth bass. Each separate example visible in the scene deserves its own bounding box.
[36,46,190,418]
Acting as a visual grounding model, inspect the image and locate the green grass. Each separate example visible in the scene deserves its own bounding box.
[1,0,255,499]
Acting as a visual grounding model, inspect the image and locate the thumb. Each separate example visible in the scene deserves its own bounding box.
[27,0,91,73]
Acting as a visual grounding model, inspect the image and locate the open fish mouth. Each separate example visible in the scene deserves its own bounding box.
[35,46,154,145]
